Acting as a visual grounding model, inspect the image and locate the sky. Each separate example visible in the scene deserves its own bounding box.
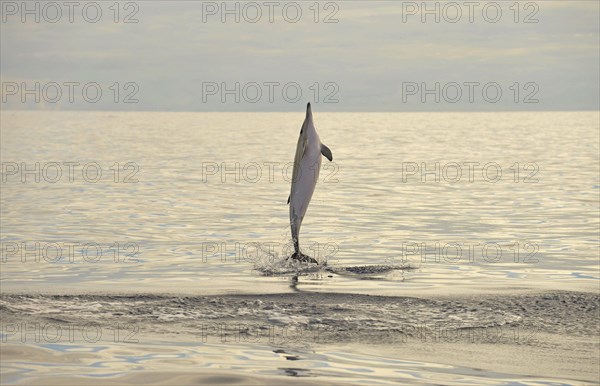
[1,0,599,111]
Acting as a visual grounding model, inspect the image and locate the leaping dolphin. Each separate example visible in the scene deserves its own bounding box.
[288,103,333,263]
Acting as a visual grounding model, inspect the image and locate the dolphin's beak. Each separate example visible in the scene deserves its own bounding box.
[306,102,312,120]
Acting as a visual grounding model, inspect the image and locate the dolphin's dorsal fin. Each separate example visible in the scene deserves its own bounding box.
[287,195,290,204]
[321,144,333,161]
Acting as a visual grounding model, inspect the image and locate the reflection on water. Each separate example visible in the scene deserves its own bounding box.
[0,340,588,385]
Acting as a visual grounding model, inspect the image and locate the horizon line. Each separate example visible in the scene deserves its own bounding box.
[1,109,599,114]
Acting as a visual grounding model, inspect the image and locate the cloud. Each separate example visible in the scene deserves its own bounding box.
[1,0,598,111]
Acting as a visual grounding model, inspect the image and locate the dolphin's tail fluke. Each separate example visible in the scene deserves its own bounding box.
[290,226,317,264]
[290,250,318,264]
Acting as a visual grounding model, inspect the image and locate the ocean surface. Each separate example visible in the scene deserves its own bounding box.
[1,110,598,294]
[1,110,599,384]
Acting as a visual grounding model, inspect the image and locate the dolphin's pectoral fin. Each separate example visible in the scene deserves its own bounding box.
[287,195,290,204]
[321,144,333,161]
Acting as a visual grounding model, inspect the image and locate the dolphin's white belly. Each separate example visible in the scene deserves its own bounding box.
[292,145,322,220]
[290,141,322,238]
